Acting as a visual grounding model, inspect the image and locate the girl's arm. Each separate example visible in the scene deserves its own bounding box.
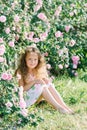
[24,79,46,91]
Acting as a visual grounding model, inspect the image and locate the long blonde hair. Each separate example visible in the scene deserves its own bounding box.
[15,45,48,80]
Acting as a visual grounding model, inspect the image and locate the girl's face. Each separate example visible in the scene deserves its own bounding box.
[25,52,39,70]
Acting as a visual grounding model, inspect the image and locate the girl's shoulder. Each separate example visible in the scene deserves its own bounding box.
[16,69,22,80]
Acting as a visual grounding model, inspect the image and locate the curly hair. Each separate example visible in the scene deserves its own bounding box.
[15,46,48,80]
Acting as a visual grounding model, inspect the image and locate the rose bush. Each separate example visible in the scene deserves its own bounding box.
[0,0,87,129]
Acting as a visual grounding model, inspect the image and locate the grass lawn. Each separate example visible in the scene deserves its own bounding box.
[18,71,87,130]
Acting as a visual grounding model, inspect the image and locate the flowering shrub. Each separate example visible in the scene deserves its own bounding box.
[0,79,43,129]
[0,0,87,128]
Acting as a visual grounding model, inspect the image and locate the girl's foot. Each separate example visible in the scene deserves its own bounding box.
[59,108,70,114]
[59,108,74,114]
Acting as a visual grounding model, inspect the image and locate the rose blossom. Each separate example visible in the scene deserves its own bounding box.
[8,41,15,47]
[69,39,76,46]
[5,27,10,34]
[14,15,20,22]
[36,0,42,5]
[65,25,71,32]
[84,3,87,7]
[54,6,62,17]
[20,109,28,117]
[0,57,4,62]
[1,72,8,80]
[55,31,63,38]
[65,64,69,68]
[7,74,12,80]
[69,12,74,17]
[72,55,80,65]
[74,72,78,76]
[46,64,51,69]
[1,72,12,80]
[0,38,4,43]
[34,5,42,12]
[15,34,19,41]
[44,52,48,57]
[33,38,40,43]
[0,15,6,22]
[58,64,63,69]
[37,13,47,21]
[0,45,5,55]
[5,101,13,108]
[39,32,48,41]
[19,99,26,109]
[29,32,34,38]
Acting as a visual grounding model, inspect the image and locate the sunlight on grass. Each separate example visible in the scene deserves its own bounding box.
[18,74,87,130]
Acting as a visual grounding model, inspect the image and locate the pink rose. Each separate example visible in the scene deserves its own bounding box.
[33,38,40,43]
[1,73,8,80]
[74,72,78,76]
[37,13,47,21]
[34,5,42,12]
[65,64,69,68]
[54,6,62,17]
[72,55,80,64]
[5,101,13,108]
[73,64,77,69]
[55,31,63,38]
[70,4,75,7]
[1,72,12,80]
[84,3,87,7]
[0,57,4,62]
[36,0,42,5]
[24,21,29,27]
[0,15,6,22]
[58,64,63,69]
[19,99,26,109]
[46,64,51,69]
[44,52,48,57]
[65,25,71,32]
[0,45,5,55]
[5,27,10,34]
[20,109,28,117]
[7,74,12,80]
[29,32,34,38]
[39,32,48,41]
[69,39,76,47]
[69,12,74,17]
[58,49,63,56]
[8,41,15,47]
[15,34,19,41]
[0,38,4,43]
[12,26,16,31]
[14,15,20,22]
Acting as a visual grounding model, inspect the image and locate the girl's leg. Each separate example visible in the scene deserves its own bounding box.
[41,87,70,114]
[48,85,73,113]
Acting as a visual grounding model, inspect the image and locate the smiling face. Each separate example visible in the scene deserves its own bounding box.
[25,52,39,70]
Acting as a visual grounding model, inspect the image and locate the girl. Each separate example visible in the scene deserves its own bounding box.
[15,45,73,114]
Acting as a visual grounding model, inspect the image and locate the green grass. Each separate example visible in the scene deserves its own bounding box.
[18,72,87,130]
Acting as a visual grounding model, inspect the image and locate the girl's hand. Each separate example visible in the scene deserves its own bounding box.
[35,79,45,85]
[42,78,49,84]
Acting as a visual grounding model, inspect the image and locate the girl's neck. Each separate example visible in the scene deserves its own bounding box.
[28,69,35,75]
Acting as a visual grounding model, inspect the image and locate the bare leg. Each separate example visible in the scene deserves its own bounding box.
[41,87,70,114]
[48,85,73,113]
